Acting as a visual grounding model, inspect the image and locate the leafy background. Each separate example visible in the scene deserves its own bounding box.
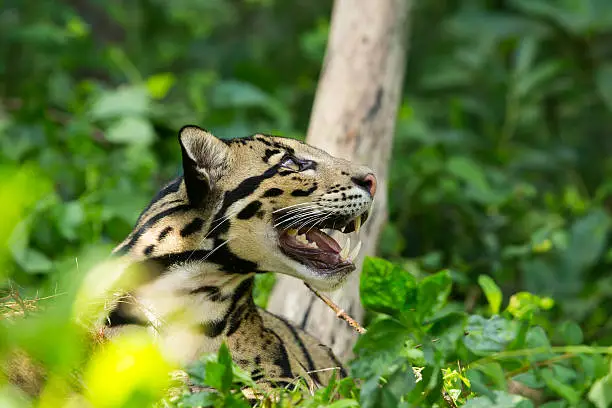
[1,0,611,407]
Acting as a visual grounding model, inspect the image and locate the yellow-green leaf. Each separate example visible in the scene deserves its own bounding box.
[478,275,502,314]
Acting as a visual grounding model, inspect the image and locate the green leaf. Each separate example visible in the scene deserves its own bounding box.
[477,362,508,391]
[513,36,538,75]
[351,319,409,378]
[146,73,175,99]
[588,372,612,408]
[514,61,563,99]
[327,400,360,408]
[17,248,54,274]
[463,390,531,408]
[541,368,580,405]
[211,80,271,109]
[510,0,610,35]
[360,257,417,318]
[446,156,502,205]
[564,209,611,271]
[57,201,85,241]
[464,315,516,355]
[513,370,546,389]
[90,86,151,120]
[106,116,155,146]
[418,270,452,321]
[385,362,416,401]
[359,376,400,408]
[179,391,218,407]
[478,275,502,314]
[525,327,553,362]
[465,369,497,402]
[555,321,584,345]
[538,401,567,408]
[217,343,234,393]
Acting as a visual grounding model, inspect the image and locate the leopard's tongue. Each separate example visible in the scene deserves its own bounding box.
[304,228,341,253]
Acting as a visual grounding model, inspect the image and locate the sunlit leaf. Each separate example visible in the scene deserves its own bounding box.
[478,275,502,314]
[588,370,612,408]
[83,330,173,408]
[507,292,554,320]
[146,73,176,100]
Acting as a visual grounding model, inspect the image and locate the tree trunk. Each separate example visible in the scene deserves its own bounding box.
[267,0,411,359]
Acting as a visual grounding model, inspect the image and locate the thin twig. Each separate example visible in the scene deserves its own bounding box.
[304,283,366,334]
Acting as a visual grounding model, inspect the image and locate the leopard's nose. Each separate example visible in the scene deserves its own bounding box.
[352,173,377,197]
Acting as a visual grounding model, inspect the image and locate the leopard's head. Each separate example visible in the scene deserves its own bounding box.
[121,126,376,291]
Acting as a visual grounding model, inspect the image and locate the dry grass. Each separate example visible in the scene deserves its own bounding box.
[0,286,65,320]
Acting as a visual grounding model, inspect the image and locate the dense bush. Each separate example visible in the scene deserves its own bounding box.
[1,0,611,407]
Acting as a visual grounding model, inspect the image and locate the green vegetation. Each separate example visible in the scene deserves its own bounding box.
[1,1,611,407]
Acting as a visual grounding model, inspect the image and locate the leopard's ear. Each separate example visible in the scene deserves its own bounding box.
[178,125,231,206]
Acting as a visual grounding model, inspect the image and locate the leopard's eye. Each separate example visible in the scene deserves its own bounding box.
[281,157,301,171]
[280,156,316,172]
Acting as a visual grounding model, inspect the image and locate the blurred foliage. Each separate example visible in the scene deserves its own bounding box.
[1,0,612,406]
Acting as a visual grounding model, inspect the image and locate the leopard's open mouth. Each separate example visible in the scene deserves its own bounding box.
[275,211,369,274]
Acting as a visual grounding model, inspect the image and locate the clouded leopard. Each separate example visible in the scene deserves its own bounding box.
[105,125,377,390]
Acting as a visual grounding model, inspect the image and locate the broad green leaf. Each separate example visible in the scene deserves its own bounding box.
[564,209,611,270]
[447,10,550,41]
[351,319,409,378]
[447,156,488,190]
[106,116,155,145]
[327,400,360,408]
[90,86,151,120]
[525,327,554,363]
[598,64,612,113]
[57,201,85,241]
[384,362,416,402]
[360,376,398,408]
[211,80,271,109]
[464,315,516,355]
[514,61,563,99]
[588,372,612,408]
[478,275,502,314]
[477,362,507,391]
[15,248,53,274]
[541,368,580,405]
[538,401,568,408]
[555,321,583,345]
[446,156,502,205]
[510,0,612,34]
[179,391,218,407]
[465,369,497,402]
[463,390,531,408]
[417,270,452,321]
[360,257,417,318]
[513,370,546,389]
